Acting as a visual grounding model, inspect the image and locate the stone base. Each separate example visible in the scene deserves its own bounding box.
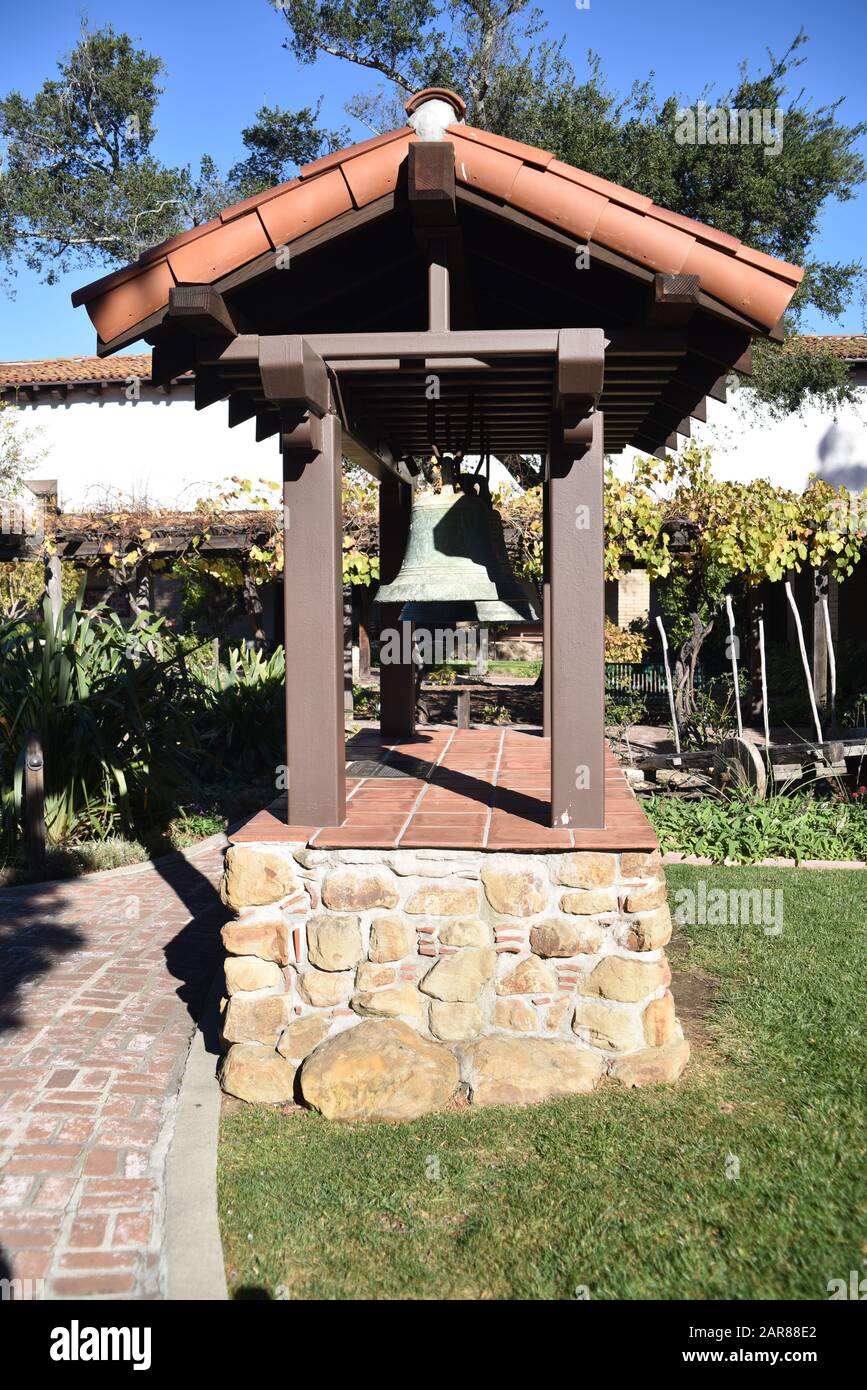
[217,842,689,1117]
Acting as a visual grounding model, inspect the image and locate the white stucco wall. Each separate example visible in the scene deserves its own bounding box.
[615,380,867,493]
[15,387,277,511]
[11,375,867,511]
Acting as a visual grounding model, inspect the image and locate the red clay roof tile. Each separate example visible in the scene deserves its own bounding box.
[87,260,176,345]
[406,88,466,119]
[299,127,412,180]
[72,89,804,340]
[257,168,354,247]
[450,131,523,202]
[508,162,607,241]
[167,212,270,283]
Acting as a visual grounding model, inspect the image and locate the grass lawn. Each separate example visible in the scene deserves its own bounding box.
[218,865,866,1300]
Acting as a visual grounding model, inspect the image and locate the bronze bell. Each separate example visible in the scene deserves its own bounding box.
[374,477,540,624]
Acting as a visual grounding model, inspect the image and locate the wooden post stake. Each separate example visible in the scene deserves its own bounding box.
[24,731,46,880]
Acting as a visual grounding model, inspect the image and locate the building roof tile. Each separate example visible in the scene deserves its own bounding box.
[71,91,805,345]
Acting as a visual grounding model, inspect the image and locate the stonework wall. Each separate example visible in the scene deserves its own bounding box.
[218,843,689,1120]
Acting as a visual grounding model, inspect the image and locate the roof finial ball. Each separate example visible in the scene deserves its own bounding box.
[405,88,466,141]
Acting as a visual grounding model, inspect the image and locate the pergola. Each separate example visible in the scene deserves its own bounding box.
[73,88,801,835]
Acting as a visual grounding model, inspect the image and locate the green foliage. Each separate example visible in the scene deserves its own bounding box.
[0,587,287,863]
[0,22,193,280]
[646,786,867,864]
[228,103,348,196]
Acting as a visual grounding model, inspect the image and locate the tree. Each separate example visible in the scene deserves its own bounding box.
[0,21,345,284]
[273,4,865,411]
[604,442,866,733]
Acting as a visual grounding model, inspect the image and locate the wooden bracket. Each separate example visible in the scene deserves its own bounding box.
[167,285,241,338]
[407,142,457,227]
[555,328,605,457]
[646,273,701,327]
[259,336,330,418]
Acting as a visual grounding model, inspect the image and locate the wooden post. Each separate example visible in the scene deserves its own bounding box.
[548,412,605,829]
[456,689,471,729]
[542,480,552,738]
[24,730,46,879]
[378,476,416,738]
[811,567,829,712]
[283,410,346,826]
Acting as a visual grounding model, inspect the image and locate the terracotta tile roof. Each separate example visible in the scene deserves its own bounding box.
[5,334,864,392]
[0,354,157,387]
[796,334,867,360]
[71,89,804,349]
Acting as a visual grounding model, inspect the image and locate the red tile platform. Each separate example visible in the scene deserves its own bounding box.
[231,728,658,852]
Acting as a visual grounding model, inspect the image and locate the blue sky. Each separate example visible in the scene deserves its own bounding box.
[1,0,864,359]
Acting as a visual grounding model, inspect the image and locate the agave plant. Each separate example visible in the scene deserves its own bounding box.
[0,586,202,846]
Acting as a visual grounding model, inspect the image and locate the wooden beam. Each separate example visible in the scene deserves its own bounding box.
[646,273,701,327]
[283,412,346,826]
[408,141,456,226]
[548,409,605,829]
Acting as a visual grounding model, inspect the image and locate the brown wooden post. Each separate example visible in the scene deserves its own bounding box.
[378,476,416,738]
[548,411,605,829]
[811,567,829,711]
[24,730,46,879]
[282,410,346,826]
[542,480,552,737]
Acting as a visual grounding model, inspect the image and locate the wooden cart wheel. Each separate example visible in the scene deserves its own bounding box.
[715,736,768,797]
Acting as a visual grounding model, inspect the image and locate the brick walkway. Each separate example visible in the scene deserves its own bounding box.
[0,840,228,1299]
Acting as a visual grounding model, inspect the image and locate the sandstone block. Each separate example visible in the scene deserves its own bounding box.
[221,1043,297,1104]
[560,888,618,916]
[277,1015,332,1060]
[623,878,668,913]
[438,918,492,948]
[620,850,662,878]
[322,868,399,912]
[581,955,670,1003]
[608,1039,690,1087]
[299,1020,459,1121]
[530,919,605,958]
[351,985,423,1020]
[428,1000,485,1041]
[619,905,673,953]
[463,1037,604,1107]
[643,990,678,1046]
[355,962,397,990]
[481,859,549,916]
[554,852,616,889]
[368,916,414,962]
[222,993,292,1046]
[404,882,479,915]
[224,956,284,994]
[496,955,556,996]
[221,847,296,910]
[221,917,290,966]
[572,998,644,1052]
[492,998,537,1032]
[298,969,352,1008]
[420,947,497,1002]
[306,914,363,971]
[544,996,574,1032]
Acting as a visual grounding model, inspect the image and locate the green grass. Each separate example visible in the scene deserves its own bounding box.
[218,866,867,1300]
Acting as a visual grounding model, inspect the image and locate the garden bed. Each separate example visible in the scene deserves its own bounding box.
[218,864,865,1300]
